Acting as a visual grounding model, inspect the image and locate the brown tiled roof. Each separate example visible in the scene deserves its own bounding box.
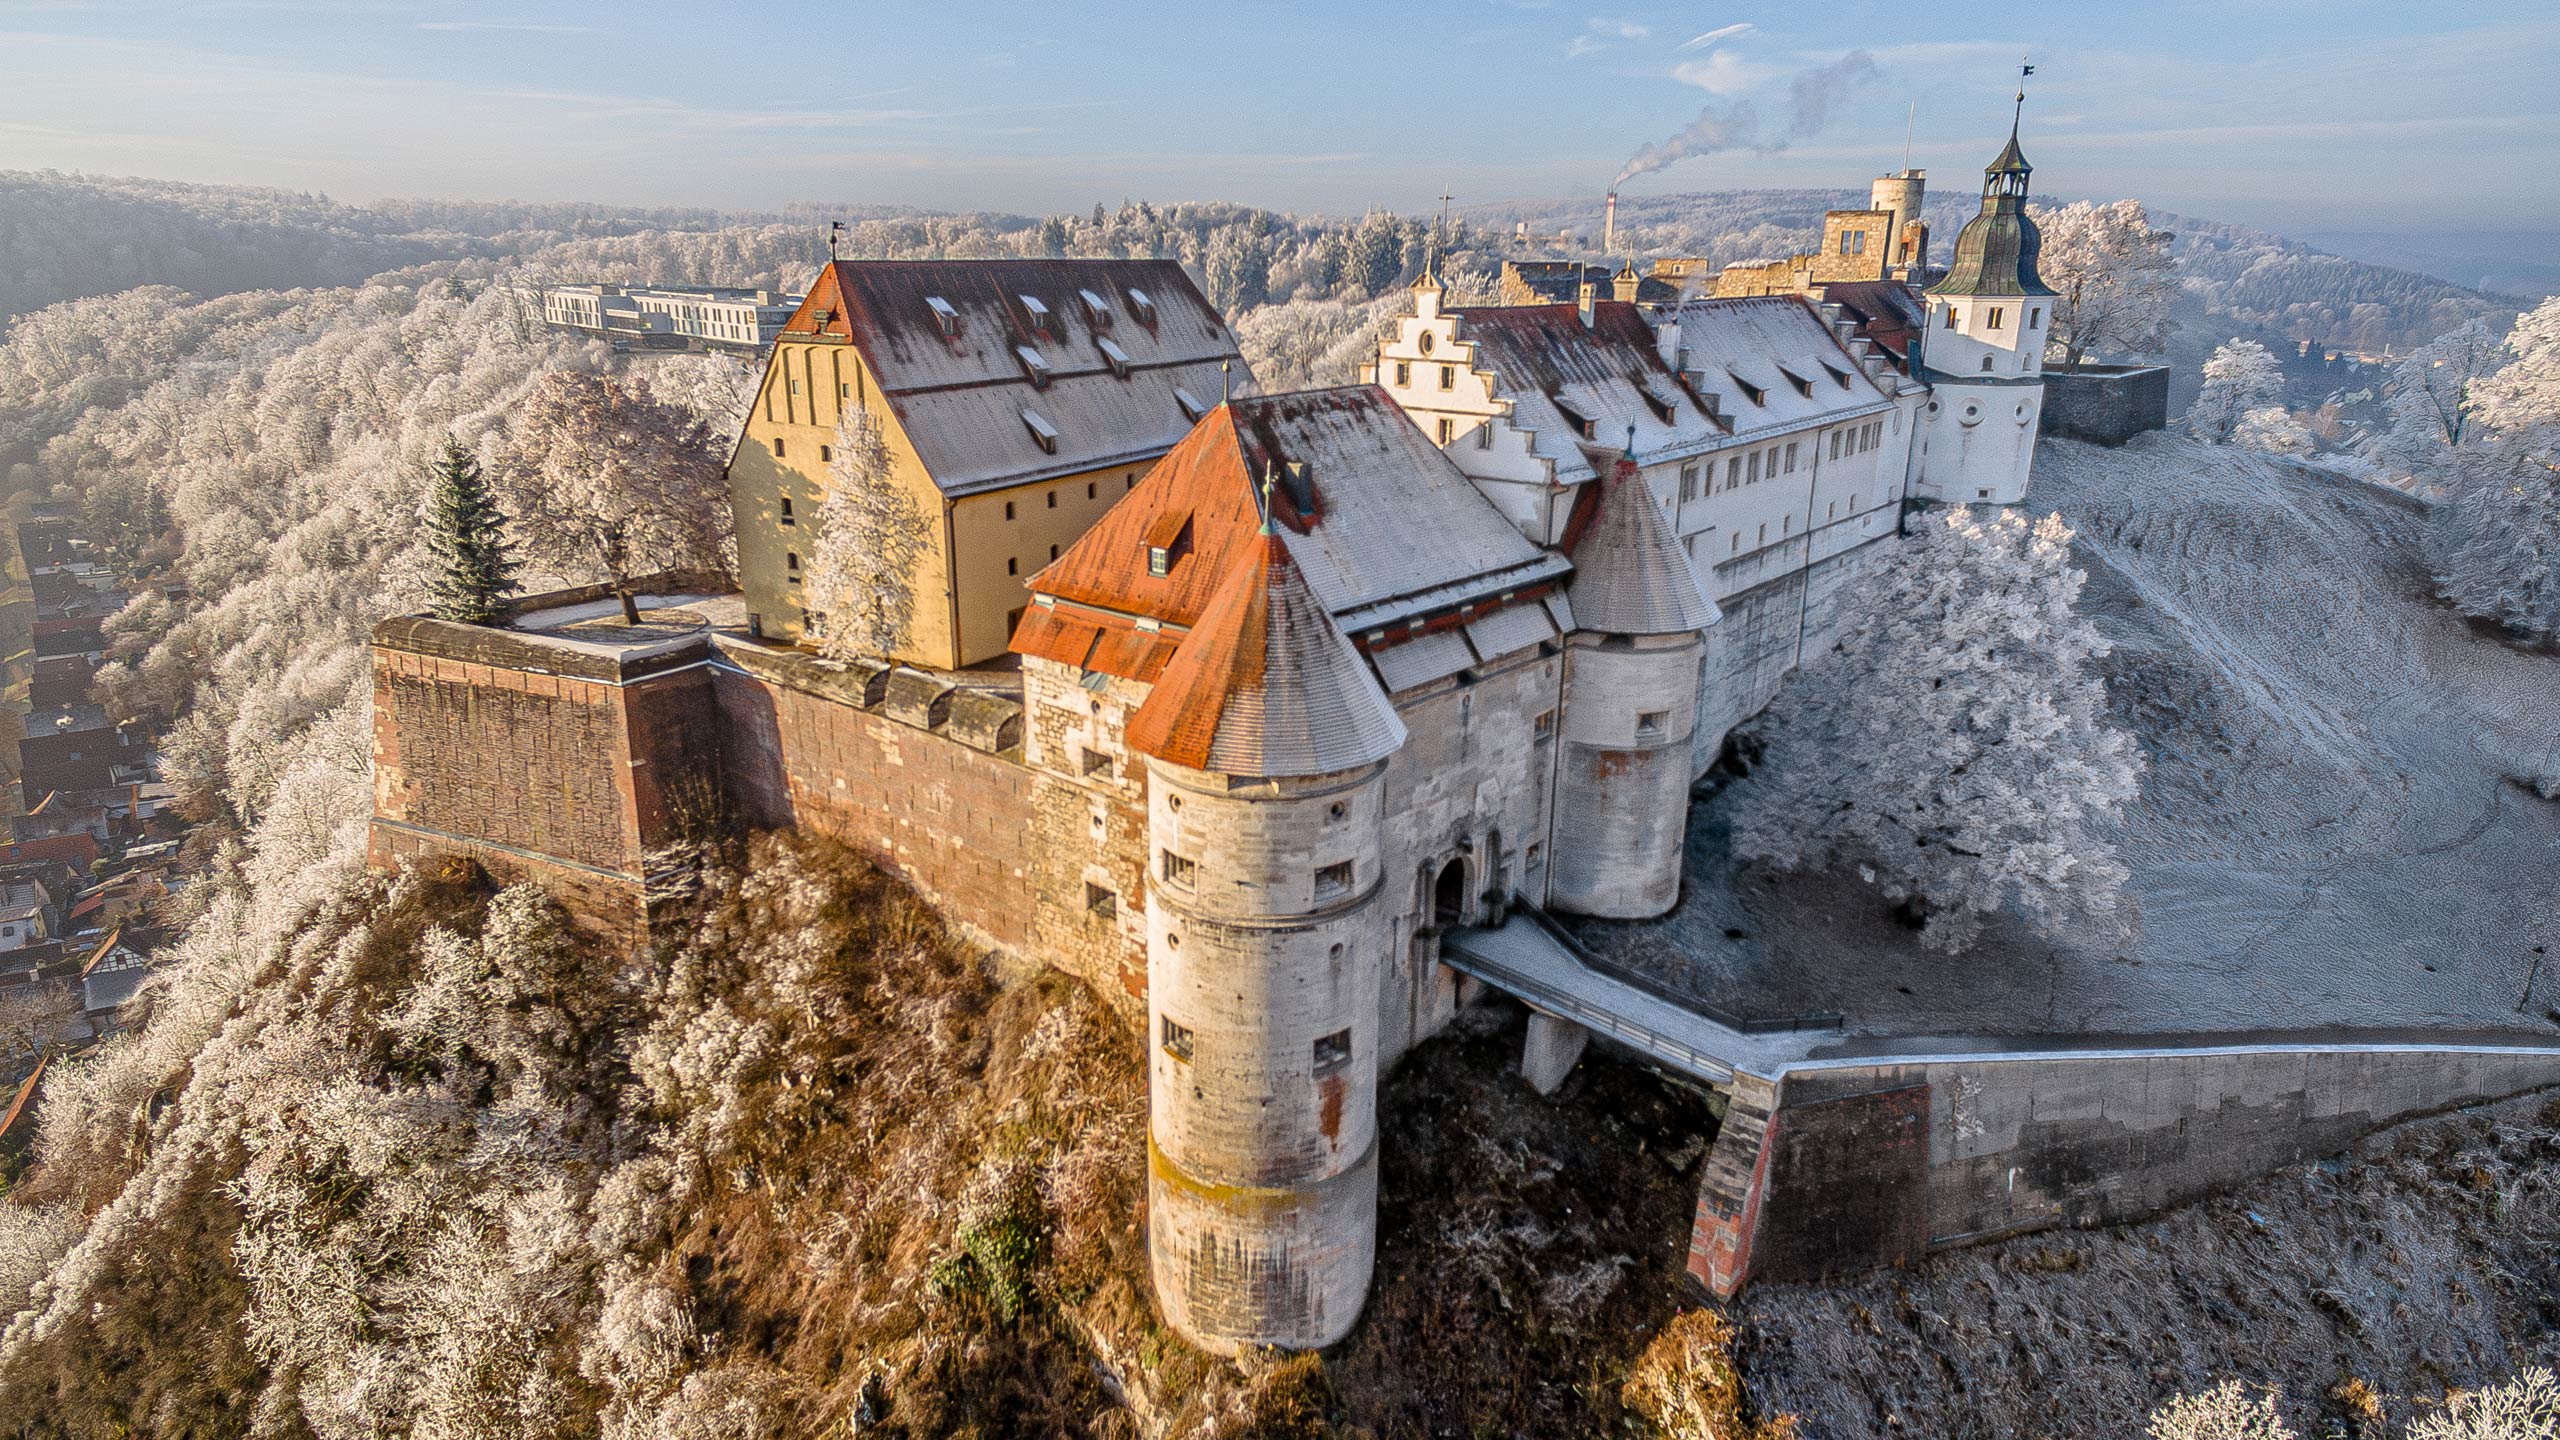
[1566,453,1720,636]
[1124,531,1404,777]
[777,258,1249,497]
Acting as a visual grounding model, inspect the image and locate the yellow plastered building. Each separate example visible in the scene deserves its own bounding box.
[730,258,1252,670]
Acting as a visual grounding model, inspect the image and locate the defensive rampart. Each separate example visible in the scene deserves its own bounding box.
[2039,363,2171,447]
[1688,1040,2560,1295]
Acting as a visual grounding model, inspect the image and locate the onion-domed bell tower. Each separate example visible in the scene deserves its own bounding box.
[1913,73,2056,506]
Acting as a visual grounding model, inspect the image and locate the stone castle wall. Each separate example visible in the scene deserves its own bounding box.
[1689,1043,2560,1296]
[2040,363,2171,447]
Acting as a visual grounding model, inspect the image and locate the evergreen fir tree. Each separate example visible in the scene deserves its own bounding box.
[424,437,517,624]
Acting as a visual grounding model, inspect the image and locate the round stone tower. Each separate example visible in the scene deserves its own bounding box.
[1548,446,1720,918]
[1124,527,1407,1354]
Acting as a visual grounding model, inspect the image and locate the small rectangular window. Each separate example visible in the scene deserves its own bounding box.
[1315,861,1353,899]
[1747,451,1761,483]
[1475,420,1494,450]
[1394,361,1411,386]
[773,438,786,458]
[1439,364,1456,390]
[1160,850,1196,887]
[1007,557,1018,576]
[1047,489,1058,509]
[1312,1028,1351,1076]
[1636,710,1668,742]
[779,496,795,526]
[1784,442,1798,474]
[1087,882,1117,917]
[1730,532,1740,553]
[1726,458,1741,490]
[1082,748,1115,779]
[1436,417,1454,445]
[818,444,832,463]
[1087,481,1097,499]
[1005,501,1017,520]
[1162,1016,1194,1061]
[785,551,801,572]
[1829,431,1842,460]
[1987,307,2005,331]
[1147,546,1170,578]
[1533,709,1555,741]
[1679,464,1699,501]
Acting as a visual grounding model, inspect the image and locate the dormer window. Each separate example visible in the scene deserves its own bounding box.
[1126,287,1157,328]
[1018,293,1052,336]
[1021,407,1060,454]
[1778,366,1814,399]
[1552,394,1597,440]
[926,295,959,337]
[1144,508,1191,577]
[1727,370,1767,407]
[1016,344,1052,386]
[1097,335,1131,378]
[1821,360,1853,388]
[1079,288,1112,326]
[1638,376,1680,422]
[1174,385,1208,422]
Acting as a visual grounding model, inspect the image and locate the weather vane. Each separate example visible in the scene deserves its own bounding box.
[828,220,844,260]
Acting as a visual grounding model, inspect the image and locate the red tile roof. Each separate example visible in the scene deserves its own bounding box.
[1123,531,1404,777]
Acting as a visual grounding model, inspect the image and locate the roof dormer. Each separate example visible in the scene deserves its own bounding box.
[926,294,960,337]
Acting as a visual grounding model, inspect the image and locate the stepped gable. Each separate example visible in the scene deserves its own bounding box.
[1566,450,1720,637]
[778,257,1249,496]
[1124,529,1406,777]
[1017,387,1566,682]
[1440,300,1724,485]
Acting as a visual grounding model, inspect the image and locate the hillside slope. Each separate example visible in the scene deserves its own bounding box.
[1583,435,2560,1046]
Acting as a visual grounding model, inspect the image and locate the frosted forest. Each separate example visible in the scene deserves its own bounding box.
[0,163,2554,1440]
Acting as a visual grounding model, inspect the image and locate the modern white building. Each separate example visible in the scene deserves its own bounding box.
[538,283,802,352]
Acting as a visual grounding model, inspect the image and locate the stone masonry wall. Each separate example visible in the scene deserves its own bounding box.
[711,639,1035,956]
[1021,658,1152,1008]
[1690,1044,2560,1296]
[2040,364,2171,447]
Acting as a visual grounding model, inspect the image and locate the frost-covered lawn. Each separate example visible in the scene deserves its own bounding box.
[1579,436,2560,1043]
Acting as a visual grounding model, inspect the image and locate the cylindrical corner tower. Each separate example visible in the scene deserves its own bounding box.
[1143,758,1388,1353]
[1120,526,1408,1354]
[1547,450,1718,920]
[1549,630,1704,916]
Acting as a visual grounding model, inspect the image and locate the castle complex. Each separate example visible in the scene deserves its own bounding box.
[367,114,2560,1360]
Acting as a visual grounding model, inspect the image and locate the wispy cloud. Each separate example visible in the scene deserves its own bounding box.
[1587,16,1648,39]
[1676,21,1753,51]
[416,20,592,33]
[1566,34,1603,57]
[1672,49,1769,94]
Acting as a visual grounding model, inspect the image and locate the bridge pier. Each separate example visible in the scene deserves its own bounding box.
[1520,1011,1589,1095]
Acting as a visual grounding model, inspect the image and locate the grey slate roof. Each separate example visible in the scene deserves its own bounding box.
[1567,453,1721,637]
[1665,296,1901,440]
[804,258,1254,497]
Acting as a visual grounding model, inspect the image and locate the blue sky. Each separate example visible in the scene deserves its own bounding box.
[2,0,2552,236]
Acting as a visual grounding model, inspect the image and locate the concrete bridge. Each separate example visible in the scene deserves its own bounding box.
[1443,908,2560,1299]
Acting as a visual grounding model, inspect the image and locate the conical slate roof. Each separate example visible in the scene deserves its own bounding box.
[1565,453,1720,636]
[1125,529,1406,777]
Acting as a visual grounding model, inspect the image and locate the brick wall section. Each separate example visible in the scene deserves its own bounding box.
[712,639,1035,954]
[372,646,637,873]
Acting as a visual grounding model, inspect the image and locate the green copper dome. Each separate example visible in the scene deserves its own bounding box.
[1926,120,2056,299]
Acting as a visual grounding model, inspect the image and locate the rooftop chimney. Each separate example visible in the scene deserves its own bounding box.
[1577,276,1597,329]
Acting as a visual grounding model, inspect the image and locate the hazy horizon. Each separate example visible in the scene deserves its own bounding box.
[5,0,2553,252]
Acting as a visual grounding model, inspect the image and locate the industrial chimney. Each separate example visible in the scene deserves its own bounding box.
[1603,190,1618,257]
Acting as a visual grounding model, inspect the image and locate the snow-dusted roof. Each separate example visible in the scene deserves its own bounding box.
[1445,301,1725,485]
[1124,531,1406,778]
[1664,295,1900,441]
[1023,388,1568,679]
[1568,454,1721,637]
[782,259,1252,497]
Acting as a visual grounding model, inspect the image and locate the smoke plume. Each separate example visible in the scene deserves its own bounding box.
[1613,47,1879,187]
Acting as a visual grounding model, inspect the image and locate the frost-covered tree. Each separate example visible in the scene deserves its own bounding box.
[495,369,732,623]
[2146,1381,2299,1440]
[2189,339,2286,444]
[2406,1368,2560,1440]
[2372,317,2504,483]
[1732,507,2143,953]
[2032,199,2177,367]
[803,407,929,659]
[2233,406,2316,456]
[422,438,516,624]
[1203,226,1272,314]
[2432,299,2560,642]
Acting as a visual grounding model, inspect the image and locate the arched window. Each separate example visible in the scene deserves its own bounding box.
[1981,356,1995,373]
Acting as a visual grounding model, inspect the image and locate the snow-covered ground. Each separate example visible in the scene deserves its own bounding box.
[1577,435,2560,1043]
